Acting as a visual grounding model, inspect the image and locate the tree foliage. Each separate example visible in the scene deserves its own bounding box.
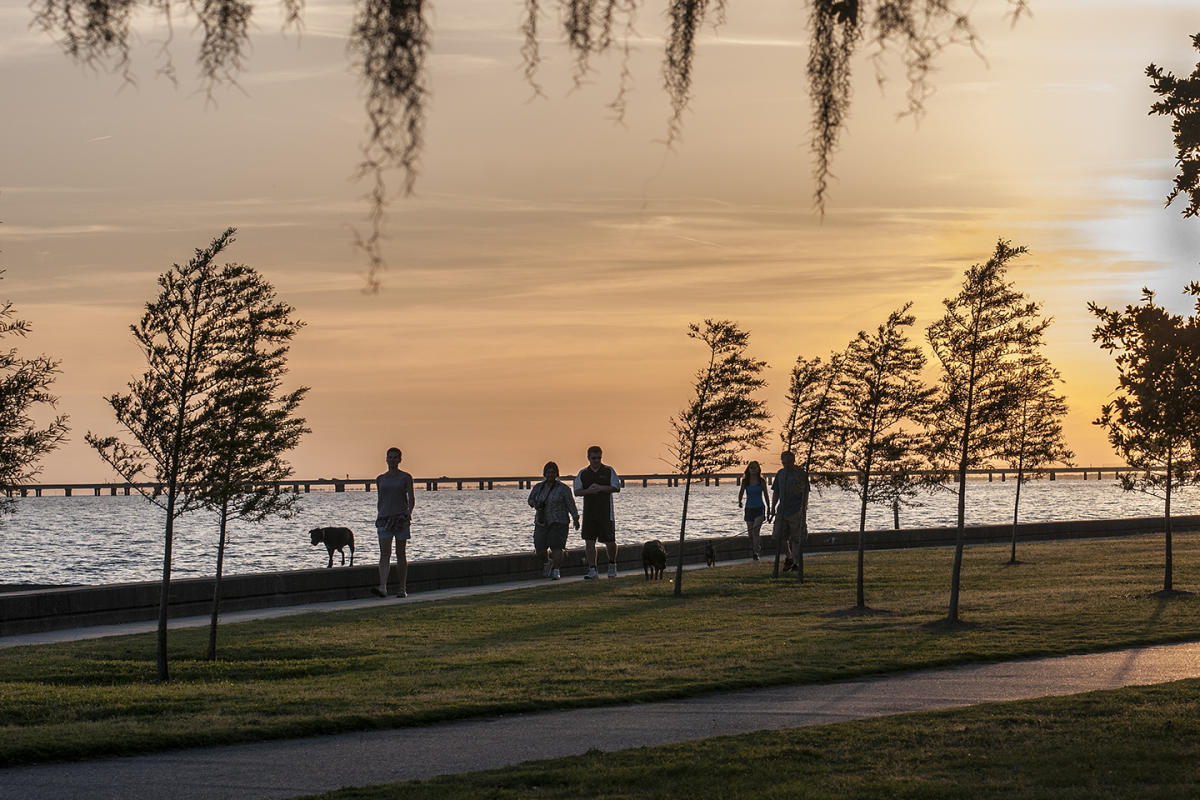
[1089,286,1200,594]
[0,276,69,512]
[999,336,1072,564]
[926,238,1044,623]
[836,302,934,608]
[1147,33,1200,219]
[85,228,283,680]
[194,270,308,661]
[667,319,769,595]
[30,0,1029,282]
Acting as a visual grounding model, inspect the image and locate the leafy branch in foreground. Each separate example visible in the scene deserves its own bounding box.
[1090,285,1200,595]
[667,319,769,596]
[0,274,69,512]
[1147,33,1200,220]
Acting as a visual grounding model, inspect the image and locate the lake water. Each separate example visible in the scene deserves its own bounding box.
[0,477,1193,587]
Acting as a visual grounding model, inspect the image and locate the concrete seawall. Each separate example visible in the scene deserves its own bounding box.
[2,515,1195,637]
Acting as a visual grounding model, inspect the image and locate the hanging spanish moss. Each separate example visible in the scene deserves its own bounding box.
[808,0,861,212]
[28,0,1032,278]
[348,0,429,290]
[663,0,708,148]
[30,0,140,79]
[192,0,253,98]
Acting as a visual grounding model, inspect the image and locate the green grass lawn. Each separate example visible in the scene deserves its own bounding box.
[299,680,1200,799]
[2,534,1199,767]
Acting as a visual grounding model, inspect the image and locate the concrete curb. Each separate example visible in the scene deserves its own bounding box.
[2,515,1194,636]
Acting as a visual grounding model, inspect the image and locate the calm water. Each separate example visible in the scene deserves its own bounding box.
[0,478,1194,587]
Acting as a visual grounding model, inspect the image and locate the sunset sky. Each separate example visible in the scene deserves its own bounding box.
[2,0,1199,484]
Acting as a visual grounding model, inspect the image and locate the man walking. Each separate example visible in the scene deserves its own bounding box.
[771,450,809,571]
[574,445,621,579]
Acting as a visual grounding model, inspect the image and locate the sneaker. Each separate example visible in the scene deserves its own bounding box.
[395,588,407,598]
[584,566,599,580]
[607,564,618,579]
[784,558,795,572]
[551,568,561,581]
[542,560,553,577]
[752,552,760,561]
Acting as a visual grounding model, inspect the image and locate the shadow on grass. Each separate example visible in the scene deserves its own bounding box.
[1148,589,1196,600]
[823,606,896,619]
[921,617,985,633]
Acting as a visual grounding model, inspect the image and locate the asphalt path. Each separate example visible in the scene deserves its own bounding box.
[5,565,1200,799]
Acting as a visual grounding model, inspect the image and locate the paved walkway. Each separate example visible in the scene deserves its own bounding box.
[5,567,1200,799]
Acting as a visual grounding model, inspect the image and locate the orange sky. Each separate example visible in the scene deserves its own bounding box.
[2,0,1199,482]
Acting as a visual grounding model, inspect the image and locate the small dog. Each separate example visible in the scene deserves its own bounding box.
[705,542,716,567]
[642,539,667,580]
[310,527,355,567]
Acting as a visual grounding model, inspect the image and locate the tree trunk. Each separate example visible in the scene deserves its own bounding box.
[673,473,694,597]
[1164,448,1173,593]
[158,492,175,682]
[795,475,807,585]
[892,499,900,530]
[1009,454,1024,564]
[207,501,229,661]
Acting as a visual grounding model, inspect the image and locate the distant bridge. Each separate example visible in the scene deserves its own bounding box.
[5,466,1130,497]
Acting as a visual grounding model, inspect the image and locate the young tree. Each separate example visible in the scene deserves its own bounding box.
[836,303,935,609]
[1089,286,1200,595]
[0,274,69,511]
[86,228,262,681]
[927,239,1045,624]
[999,341,1073,565]
[1148,34,1200,220]
[193,272,309,661]
[30,1,1029,281]
[775,351,846,582]
[870,440,939,531]
[668,319,769,596]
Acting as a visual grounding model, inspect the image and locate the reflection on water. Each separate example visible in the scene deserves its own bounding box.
[0,479,1194,586]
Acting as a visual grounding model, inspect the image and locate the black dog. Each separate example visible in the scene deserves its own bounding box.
[705,542,716,567]
[642,539,667,580]
[310,527,355,567]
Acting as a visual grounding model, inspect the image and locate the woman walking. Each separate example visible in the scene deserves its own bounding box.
[374,447,415,597]
[528,461,579,580]
[738,460,771,560]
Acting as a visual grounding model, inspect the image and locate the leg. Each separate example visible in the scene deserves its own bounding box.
[376,534,392,595]
[396,539,408,597]
[585,538,598,569]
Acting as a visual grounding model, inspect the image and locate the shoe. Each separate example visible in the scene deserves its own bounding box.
[784,558,795,572]
[752,552,760,561]
[607,564,618,578]
[395,588,407,598]
[542,560,553,577]
[551,568,561,581]
[584,566,599,580]
[370,587,387,598]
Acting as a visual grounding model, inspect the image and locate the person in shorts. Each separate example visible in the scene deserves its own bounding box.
[528,461,580,581]
[771,451,809,571]
[373,446,415,598]
[574,445,621,579]
[738,460,771,560]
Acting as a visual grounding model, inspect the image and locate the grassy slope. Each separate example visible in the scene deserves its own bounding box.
[2,534,1198,766]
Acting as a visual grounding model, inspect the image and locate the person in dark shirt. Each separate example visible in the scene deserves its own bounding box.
[771,451,809,571]
[573,445,621,579]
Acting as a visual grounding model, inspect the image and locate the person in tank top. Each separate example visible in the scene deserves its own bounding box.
[373,446,415,598]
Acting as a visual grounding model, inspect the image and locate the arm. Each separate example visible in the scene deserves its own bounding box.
[406,473,416,516]
[738,483,745,507]
[528,484,538,508]
[573,471,585,497]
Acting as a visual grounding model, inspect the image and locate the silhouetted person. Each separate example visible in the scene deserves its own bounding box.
[374,447,415,597]
[528,461,580,581]
[738,460,771,560]
[574,445,621,579]
[771,451,808,571]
